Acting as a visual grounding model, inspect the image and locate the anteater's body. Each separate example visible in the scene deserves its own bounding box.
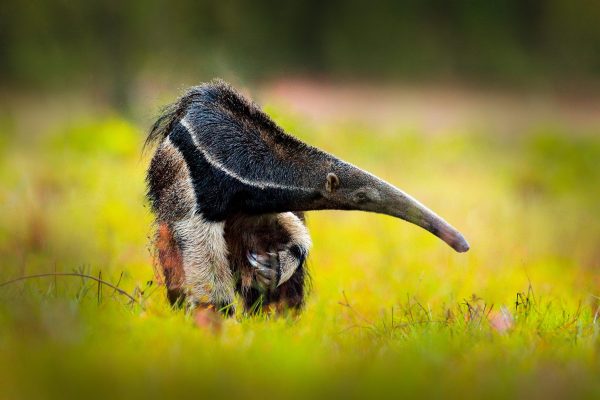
[146,80,469,315]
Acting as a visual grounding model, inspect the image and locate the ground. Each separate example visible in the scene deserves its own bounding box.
[1,81,599,399]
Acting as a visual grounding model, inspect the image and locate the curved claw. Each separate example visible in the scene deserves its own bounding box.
[247,251,274,268]
[255,265,276,281]
[247,248,305,289]
[247,251,280,288]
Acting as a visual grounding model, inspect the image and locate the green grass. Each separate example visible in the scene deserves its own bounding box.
[1,107,600,399]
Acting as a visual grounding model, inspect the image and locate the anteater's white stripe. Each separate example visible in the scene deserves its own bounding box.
[181,117,313,192]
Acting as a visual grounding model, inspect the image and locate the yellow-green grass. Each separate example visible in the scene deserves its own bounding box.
[1,107,599,399]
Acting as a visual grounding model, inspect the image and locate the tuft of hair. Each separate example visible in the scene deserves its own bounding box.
[144,86,200,152]
[144,79,253,152]
[143,79,291,155]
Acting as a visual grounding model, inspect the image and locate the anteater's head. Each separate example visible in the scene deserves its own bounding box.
[316,166,469,253]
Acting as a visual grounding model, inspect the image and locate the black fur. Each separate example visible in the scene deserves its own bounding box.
[165,122,323,221]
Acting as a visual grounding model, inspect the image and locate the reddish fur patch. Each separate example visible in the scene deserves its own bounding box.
[156,222,185,303]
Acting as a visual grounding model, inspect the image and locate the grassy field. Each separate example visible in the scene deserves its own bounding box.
[1,92,600,399]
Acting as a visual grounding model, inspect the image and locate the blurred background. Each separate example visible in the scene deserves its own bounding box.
[2,0,600,109]
[1,1,600,398]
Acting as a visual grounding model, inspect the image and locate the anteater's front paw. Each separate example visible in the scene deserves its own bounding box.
[247,251,279,289]
[247,246,304,290]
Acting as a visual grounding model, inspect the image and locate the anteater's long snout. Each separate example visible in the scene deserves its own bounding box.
[378,184,470,253]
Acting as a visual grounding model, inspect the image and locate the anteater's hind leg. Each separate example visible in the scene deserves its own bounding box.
[154,216,236,314]
[172,215,235,314]
[155,222,185,305]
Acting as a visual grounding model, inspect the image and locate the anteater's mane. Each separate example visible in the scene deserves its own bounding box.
[144,79,283,152]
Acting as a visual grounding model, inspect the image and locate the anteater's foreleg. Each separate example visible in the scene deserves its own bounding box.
[227,212,311,315]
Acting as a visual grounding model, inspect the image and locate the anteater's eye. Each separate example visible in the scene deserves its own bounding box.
[353,191,369,203]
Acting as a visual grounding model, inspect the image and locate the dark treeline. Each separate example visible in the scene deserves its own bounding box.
[2,0,599,103]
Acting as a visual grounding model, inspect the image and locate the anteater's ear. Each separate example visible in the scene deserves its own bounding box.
[325,172,340,193]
